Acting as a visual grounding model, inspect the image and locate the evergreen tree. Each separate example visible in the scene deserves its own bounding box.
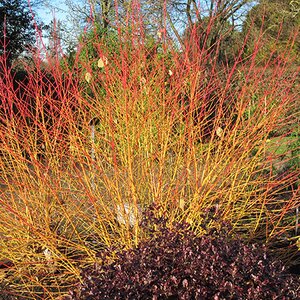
[0,0,37,65]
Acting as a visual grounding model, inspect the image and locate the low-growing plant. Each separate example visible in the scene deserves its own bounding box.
[67,207,300,299]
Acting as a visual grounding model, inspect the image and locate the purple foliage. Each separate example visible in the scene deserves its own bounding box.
[67,208,300,299]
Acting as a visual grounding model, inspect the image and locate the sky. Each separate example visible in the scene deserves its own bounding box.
[34,1,81,50]
[35,1,69,26]
[32,0,256,51]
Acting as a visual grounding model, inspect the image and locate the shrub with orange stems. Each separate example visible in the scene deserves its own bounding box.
[0,2,299,298]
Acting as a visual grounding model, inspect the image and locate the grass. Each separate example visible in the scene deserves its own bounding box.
[266,135,297,155]
[0,6,299,298]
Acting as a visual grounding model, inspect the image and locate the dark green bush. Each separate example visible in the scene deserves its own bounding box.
[67,208,300,299]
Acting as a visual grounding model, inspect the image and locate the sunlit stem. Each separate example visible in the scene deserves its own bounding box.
[89,117,100,191]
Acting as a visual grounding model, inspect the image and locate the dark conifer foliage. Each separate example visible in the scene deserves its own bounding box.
[0,0,37,65]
